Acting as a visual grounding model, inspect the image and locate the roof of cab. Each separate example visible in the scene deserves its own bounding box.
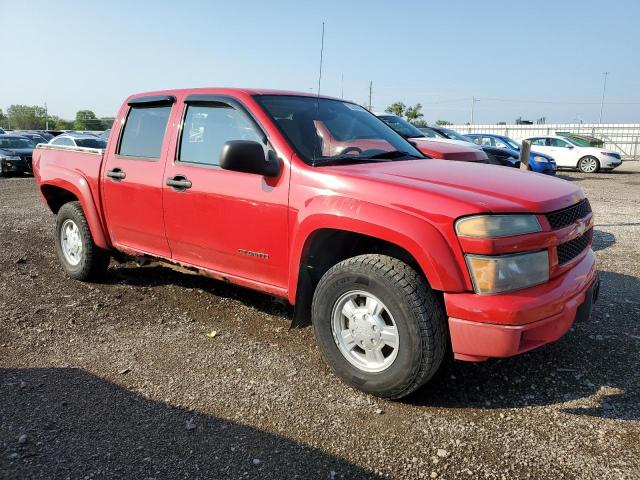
[125,87,346,103]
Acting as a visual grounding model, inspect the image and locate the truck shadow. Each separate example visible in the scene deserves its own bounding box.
[0,368,379,479]
[107,263,294,318]
[408,270,640,421]
[592,229,615,251]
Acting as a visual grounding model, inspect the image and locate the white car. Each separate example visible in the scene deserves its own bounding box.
[523,135,622,173]
[48,135,107,149]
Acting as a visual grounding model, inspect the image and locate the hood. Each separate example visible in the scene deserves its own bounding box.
[410,138,488,162]
[6,148,34,156]
[414,135,483,150]
[0,147,33,156]
[320,159,583,215]
[581,146,617,156]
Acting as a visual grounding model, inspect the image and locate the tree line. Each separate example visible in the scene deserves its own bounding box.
[0,105,113,131]
[384,102,453,126]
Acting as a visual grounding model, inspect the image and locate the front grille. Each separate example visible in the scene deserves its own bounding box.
[546,199,591,230]
[557,228,592,265]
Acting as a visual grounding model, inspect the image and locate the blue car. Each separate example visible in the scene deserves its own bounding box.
[466,134,557,175]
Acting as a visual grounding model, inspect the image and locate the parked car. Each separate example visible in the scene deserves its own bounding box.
[523,135,622,173]
[99,129,111,142]
[37,131,54,141]
[33,88,598,399]
[418,126,521,168]
[60,130,101,138]
[466,134,557,175]
[0,134,35,176]
[13,131,49,145]
[49,135,107,149]
[556,132,604,148]
[0,127,5,134]
[378,114,519,167]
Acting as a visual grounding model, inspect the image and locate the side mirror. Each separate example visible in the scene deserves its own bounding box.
[220,140,280,177]
[566,145,574,149]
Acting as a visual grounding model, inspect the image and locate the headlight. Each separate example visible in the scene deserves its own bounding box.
[455,214,541,238]
[532,155,548,163]
[465,250,549,294]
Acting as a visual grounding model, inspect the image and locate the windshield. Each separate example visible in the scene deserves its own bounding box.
[501,136,521,150]
[377,115,425,138]
[439,128,472,142]
[421,128,446,139]
[255,95,423,165]
[0,137,34,149]
[75,138,107,148]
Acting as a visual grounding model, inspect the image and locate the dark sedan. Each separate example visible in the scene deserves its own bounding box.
[0,135,35,176]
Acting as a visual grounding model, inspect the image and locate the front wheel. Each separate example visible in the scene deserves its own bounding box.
[312,254,447,399]
[55,201,110,281]
[578,156,600,173]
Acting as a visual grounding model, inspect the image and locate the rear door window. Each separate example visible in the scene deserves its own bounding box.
[118,106,172,158]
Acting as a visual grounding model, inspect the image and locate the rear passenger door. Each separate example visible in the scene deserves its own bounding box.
[162,96,289,289]
[101,96,174,257]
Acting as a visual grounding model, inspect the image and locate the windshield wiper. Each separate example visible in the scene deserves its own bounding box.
[358,150,423,160]
[313,155,393,167]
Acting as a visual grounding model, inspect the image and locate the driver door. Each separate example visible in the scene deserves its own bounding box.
[162,96,290,289]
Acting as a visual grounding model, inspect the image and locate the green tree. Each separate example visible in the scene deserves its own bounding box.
[385,102,406,117]
[405,103,424,122]
[435,119,453,126]
[0,109,6,129]
[497,121,507,125]
[411,118,428,127]
[73,110,103,130]
[7,104,48,130]
[100,117,115,130]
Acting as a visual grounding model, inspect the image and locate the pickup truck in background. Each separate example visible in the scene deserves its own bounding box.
[33,88,599,399]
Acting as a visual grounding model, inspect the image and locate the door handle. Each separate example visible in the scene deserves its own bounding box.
[166,176,192,191]
[106,168,126,180]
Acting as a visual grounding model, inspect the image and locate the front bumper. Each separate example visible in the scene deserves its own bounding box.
[1,158,31,174]
[600,156,622,169]
[445,249,597,361]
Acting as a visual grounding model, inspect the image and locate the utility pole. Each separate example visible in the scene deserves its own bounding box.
[599,71,609,124]
[368,81,372,111]
[470,96,479,124]
[317,22,325,96]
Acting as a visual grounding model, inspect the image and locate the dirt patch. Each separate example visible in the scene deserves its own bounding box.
[1,164,639,479]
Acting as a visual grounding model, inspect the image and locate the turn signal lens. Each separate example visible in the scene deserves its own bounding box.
[455,214,541,238]
[465,250,549,294]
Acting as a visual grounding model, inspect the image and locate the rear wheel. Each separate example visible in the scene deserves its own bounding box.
[578,156,600,173]
[55,201,110,281]
[312,254,447,399]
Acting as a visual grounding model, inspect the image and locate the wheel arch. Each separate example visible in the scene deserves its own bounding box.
[40,179,110,250]
[289,213,468,326]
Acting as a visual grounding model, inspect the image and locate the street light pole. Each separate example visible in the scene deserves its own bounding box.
[470,96,478,125]
[599,72,609,124]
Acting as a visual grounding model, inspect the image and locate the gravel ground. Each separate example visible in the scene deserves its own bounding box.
[1,163,639,479]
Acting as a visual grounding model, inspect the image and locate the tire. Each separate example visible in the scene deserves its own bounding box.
[578,156,600,173]
[311,254,447,399]
[55,201,110,281]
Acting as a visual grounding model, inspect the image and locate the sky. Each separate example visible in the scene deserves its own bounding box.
[1,0,639,124]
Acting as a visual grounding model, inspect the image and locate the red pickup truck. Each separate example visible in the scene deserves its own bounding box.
[33,88,599,399]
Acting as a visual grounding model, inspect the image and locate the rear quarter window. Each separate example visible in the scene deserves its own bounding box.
[118,106,171,158]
